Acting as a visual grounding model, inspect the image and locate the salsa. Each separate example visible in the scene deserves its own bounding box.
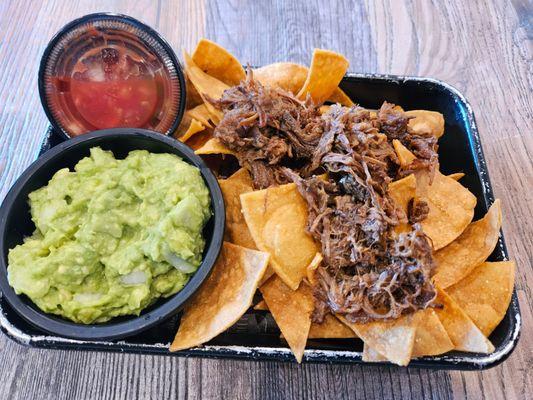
[70,76,158,130]
[41,20,183,138]
[49,46,165,135]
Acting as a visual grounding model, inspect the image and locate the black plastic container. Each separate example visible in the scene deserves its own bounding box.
[0,129,225,340]
[0,74,521,370]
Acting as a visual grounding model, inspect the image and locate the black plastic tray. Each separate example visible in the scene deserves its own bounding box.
[0,74,521,370]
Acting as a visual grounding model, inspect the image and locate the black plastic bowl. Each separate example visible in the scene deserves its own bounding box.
[0,129,225,340]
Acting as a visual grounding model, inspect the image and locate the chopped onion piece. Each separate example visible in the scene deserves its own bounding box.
[164,251,197,273]
[120,270,147,285]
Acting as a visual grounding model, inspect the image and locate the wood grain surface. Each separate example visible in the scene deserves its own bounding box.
[0,0,531,399]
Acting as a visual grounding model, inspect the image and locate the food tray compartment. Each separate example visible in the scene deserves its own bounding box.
[0,74,521,370]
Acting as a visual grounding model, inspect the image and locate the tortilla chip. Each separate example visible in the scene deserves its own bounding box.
[448,172,465,181]
[259,266,276,286]
[183,51,228,124]
[170,242,270,351]
[308,314,357,339]
[253,299,268,311]
[195,137,235,156]
[417,170,477,250]
[306,252,323,285]
[185,76,204,109]
[340,315,417,366]
[186,104,213,128]
[389,174,416,211]
[184,130,213,151]
[362,308,453,362]
[412,308,454,357]
[434,287,494,353]
[260,276,314,362]
[218,169,256,249]
[327,87,354,106]
[392,139,416,167]
[297,49,349,104]
[389,174,416,233]
[241,183,320,290]
[178,119,205,142]
[254,62,352,106]
[433,200,502,288]
[254,62,309,94]
[362,344,387,362]
[319,105,331,115]
[405,110,445,138]
[446,261,515,336]
[192,39,246,86]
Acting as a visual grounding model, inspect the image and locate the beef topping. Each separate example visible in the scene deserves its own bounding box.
[212,70,438,323]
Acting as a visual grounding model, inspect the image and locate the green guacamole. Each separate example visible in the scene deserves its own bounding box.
[8,147,211,324]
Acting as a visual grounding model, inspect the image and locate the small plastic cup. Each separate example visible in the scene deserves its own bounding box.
[39,13,186,139]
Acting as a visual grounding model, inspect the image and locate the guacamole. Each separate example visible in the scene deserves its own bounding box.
[7,147,211,324]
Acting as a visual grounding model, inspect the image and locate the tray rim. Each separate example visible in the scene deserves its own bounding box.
[0,72,522,370]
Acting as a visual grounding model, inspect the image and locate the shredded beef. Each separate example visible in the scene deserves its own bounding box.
[211,69,323,188]
[212,70,438,323]
[409,198,430,224]
[378,102,439,179]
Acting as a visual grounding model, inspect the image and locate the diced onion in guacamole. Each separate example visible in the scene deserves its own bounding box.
[7,147,211,324]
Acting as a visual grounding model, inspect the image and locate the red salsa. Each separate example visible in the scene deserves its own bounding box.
[43,23,182,137]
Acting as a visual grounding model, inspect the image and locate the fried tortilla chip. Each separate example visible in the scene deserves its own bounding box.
[433,200,502,288]
[170,242,270,351]
[362,344,387,362]
[254,62,352,106]
[327,87,354,106]
[446,261,515,336]
[254,62,309,94]
[259,267,276,286]
[186,104,213,128]
[308,314,357,339]
[195,137,235,156]
[389,174,416,233]
[392,140,476,250]
[319,105,331,114]
[448,172,465,181]
[362,309,453,362]
[185,130,213,151]
[434,287,494,353]
[218,169,256,249]
[412,308,454,357]
[306,252,323,285]
[416,169,477,250]
[340,315,417,366]
[179,119,205,142]
[192,39,246,86]
[253,299,268,311]
[185,76,204,108]
[260,276,314,362]
[392,139,416,167]
[389,174,416,212]
[297,49,349,104]
[241,183,320,290]
[254,297,356,342]
[183,51,229,124]
[405,110,445,138]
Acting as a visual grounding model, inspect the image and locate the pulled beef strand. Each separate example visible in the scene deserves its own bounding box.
[212,72,438,323]
[378,102,439,179]
[211,68,323,189]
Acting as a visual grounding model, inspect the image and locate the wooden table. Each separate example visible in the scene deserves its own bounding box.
[0,1,531,398]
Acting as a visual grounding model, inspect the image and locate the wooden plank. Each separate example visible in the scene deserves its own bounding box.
[0,0,531,399]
